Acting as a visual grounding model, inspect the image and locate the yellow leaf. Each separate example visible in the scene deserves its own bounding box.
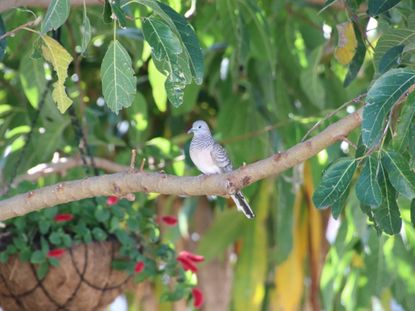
[41,35,73,113]
[303,162,323,269]
[335,22,357,65]
[273,189,307,311]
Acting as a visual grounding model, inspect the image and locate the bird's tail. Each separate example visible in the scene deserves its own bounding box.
[231,192,255,219]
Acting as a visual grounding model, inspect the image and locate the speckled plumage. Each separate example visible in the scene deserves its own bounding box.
[188,120,255,219]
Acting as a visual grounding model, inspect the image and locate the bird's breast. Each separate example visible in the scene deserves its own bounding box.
[189,145,221,174]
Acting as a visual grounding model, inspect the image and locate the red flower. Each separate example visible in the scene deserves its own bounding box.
[177,256,198,272]
[160,215,178,226]
[192,288,204,309]
[134,261,145,273]
[47,248,65,258]
[178,251,204,263]
[107,196,119,205]
[54,213,73,222]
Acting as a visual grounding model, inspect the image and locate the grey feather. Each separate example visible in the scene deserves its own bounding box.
[188,120,255,219]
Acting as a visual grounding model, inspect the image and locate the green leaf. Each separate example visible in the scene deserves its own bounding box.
[100,40,137,114]
[49,231,62,245]
[362,68,415,148]
[41,0,70,34]
[110,0,127,28]
[356,156,382,206]
[41,35,73,113]
[374,29,415,70]
[80,6,91,55]
[313,158,357,209]
[0,16,6,61]
[372,161,401,234]
[378,45,404,74]
[92,227,108,241]
[30,250,46,264]
[382,150,415,199]
[95,205,110,222]
[299,47,325,109]
[344,21,366,87]
[331,185,350,219]
[19,52,47,108]
[148,59,167,111]
[36,261,49,279]
[368,0,401,16]
[39,221,50,235]
[393,91,415,151]
[197,209,246,262]
[135,0,204,84]
[142,16,191,107]
[103,0,112,23]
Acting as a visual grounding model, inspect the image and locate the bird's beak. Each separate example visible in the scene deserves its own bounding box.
[187,128,194,134]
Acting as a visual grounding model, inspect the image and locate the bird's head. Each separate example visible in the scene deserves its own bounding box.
[187,120,211,136]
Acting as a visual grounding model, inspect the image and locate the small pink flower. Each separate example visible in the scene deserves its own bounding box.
[178,251,204,263]
[54,213,73,222]
[107,196,119,205]
[177,256,198,272]
[134,261,145,273]
[47,248,65,258]
[160,215,178,226]
[192,288,204,309]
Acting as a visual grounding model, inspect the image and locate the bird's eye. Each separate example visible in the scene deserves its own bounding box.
[198,125,202,128]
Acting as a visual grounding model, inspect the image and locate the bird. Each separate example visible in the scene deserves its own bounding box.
[187,120,255,219]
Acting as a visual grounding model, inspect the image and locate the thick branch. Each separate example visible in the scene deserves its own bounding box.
[0,109,362,221]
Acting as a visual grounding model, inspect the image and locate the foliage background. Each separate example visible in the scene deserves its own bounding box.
[1,0,415,310]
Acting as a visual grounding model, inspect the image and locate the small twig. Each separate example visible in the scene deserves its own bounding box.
[301,93,366,142]
[0,16,41,41]
[130,149,137,169]
[140,158,146,172]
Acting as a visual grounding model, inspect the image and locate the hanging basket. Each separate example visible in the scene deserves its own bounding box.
[0,240,131,311]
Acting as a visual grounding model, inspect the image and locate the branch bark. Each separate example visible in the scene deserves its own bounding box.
[0,109,362,221]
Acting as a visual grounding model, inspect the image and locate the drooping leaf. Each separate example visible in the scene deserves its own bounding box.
[300,47,325,109]
[103,0,112,23]
[362,68,415,148]
[134,0,204,84]
[313,158,357,209]
[330,181,350,219]
[356,156,382,206]
[100,40,137,114]
[41,0,70,34]
[368,0,402,16]
[335,22,357,65]
[197,210,246,262]
[344,21,366,87]
[19,52,47,108]
[379,45,404,74]
[80,6,91,54]
[382,150,415,199]
[110,0,127,28]
[0,15,6,61]
[142,16,191,107]
[374,29,415,70]
[41,35,73,113]
[372,161,401,235]
[393,91,415,151]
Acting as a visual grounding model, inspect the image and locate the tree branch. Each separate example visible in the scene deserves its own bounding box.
[0,109,362,221]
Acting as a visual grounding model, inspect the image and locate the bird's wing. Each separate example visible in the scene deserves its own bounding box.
[210,142,233,173]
